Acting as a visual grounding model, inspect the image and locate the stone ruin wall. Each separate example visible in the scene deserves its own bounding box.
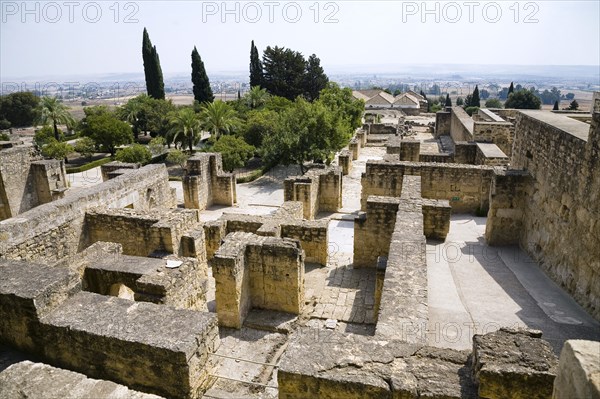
[361,160,494,213]
[450,106,474,142]
[0,146,68,220]
[84,207,200,256]
[0,164,176,262]
[183,153,236,210]
[487,111,600,320]
[284,166,342,219]
[472,121,513,157]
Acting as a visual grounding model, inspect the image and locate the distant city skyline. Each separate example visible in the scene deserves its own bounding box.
[1,1,599,81]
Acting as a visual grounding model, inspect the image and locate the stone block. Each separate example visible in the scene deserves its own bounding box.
[472,328,558,399]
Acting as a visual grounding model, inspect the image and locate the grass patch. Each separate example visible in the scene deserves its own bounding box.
[66,157,112,173]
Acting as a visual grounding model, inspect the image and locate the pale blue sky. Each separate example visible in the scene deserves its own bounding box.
[1,0,599,79]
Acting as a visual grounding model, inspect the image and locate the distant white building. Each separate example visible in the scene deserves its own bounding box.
[353,89,428,114]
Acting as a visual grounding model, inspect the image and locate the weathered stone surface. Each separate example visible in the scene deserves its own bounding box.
[182,152,236,210]
[278,329,477,399]
[472,328,558,399]
[0,164,176,262]
[552,340,600,399]
[213,232,305,328]
[83,250,208,311]
[284,166,342,219]
[85,207,200,257]
[39,292,219,398]
[0,361,163,399]
[0,260,81,351]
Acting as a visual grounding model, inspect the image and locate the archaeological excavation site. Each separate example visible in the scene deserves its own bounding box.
[1,98,599,399]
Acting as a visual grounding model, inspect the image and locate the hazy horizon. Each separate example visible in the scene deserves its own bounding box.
[2,1,599,83]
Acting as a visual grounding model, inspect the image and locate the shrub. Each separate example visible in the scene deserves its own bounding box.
[73,137,96,159]
[115,144,152,164]
[465,106,479,116]
[166,149,189,171]
[485,99,502,108]
[0,132,10,141]
[34,125,63,148]
[148,136,166,156]
[41,140,73,160]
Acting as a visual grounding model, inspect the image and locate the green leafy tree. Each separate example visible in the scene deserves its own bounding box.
[199,100,239,140]
[456,97,464,106]
[73,137,96,159]
[471,85,481,107]
[504,90,541,109]
[79,106,133,156]
[142,28,165,99]
[249,40,263,88]
[244,86,270,109]
[264,95,293,113]
[242,109,279,148]
[565,93,575,100]
[304,54,329,101]
[445,94,452,107]
[34,125,63,149]
[166,149,189,171]
[0,91,40,127]
[116,144,152,164]
[41,140,73,161]
[485,99,502,108]
[191,46,214,103]
[211,135,255,172]
[262,46,307,100]
[168,107,202,152]
[119,95,147,140]
[567,100,579,110]
[318,82,364,130]
[553,100,559,111]
[38,96,74,141]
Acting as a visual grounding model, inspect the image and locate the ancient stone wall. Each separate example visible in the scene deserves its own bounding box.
[361,160,494,213]
[100,161,140,181]
[212,232,304,328]
[552,340,600,398]
[422,199,452,240]
[491,110,600,320]
[435,110,451,137]
[354,196,399,268]
[85,208,199,256]
[473,121,513,156]
[419,152,453,163]
[475,143,509,166]
[337,150,352,175]
[278,328,558,399]
[399,139,420,161]
[454,141,477,164]
[450,106,474,142]
[0,165,176,262]
[281,220,328,266]
[369,124,397,134]
[284,167,342,219]
[0,259,219,398]
[0,146,45,220]
[183,153,236,210]
[30,160,68,204]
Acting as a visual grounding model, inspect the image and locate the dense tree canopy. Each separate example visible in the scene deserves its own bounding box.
[504,90,541,109]
[262,46,307,100]
[79,106,133,156]
[304,54,329,101]
[211,135,255,172]
[116,143,152,164]
[0,92,40,128]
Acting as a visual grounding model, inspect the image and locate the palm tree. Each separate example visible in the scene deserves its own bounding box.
[168,108,201,153]
[244,86,269,109]
[199,101,239,140]
[38,96,75,141]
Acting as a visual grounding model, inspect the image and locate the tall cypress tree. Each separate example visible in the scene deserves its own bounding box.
[472,85,481,107]
[553,100,559,110]
[445,93,452,106]
[508,82,514,95]
[249,40,263,88]
[142,28,165,100]
[191,46,214,103]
